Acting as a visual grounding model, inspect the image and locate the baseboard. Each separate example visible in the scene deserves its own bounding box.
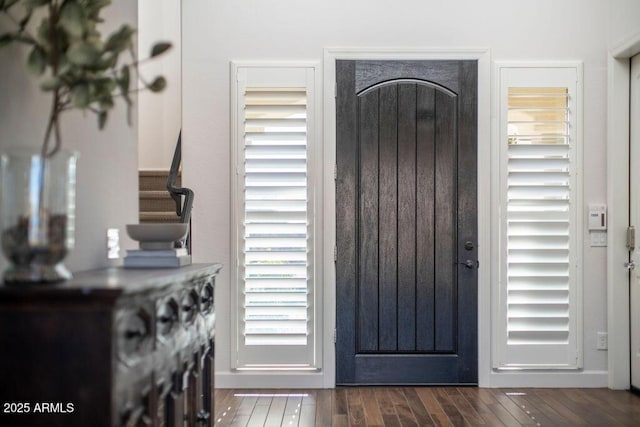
[215,371,328,389]
[485,370,608,388]
[216,370,608,389]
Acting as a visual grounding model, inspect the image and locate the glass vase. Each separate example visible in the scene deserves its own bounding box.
[0,148,78,284]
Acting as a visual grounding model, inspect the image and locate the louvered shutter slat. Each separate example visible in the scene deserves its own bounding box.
[245,132,307,145]
[508,248,569,263]
[246,200,306,212]
[245,145,307,159]
[245,118,307,131]
[246,211,307,223]
[245,278,307,292]
[245,186,307,201]
[246,159,307,173]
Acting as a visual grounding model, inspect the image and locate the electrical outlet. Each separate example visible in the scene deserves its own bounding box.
[597,332,608,350]
[107,228,120,260]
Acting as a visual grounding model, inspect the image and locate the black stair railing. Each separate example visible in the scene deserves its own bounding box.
[167,131,194,248]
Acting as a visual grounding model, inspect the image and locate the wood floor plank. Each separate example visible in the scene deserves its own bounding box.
[247,390,280,426]
[559,388,622,426]
[297,390,317,427]
[457,387,506,426]
[445,388,484,426]
[332,415,349,426]
[476,389,495,406]
[388,388,418,427]
[573,388,640,426]
[432,388,467,427]
[395,403,419,427]
[263,395,288,427]
[298,401,317,427]
[212,388,233,420]
[215,390,245,426]
[502,390,569,427]
[215,388,232,406]
[315,389,333,427]
[361,387,385,426]
[302,389,318,407]
[335,388,349,416]
[591,387,640,417]
[532,388,589,425]
[374,387,402,427]
[285,393,303,425]
[230,395,258,426]
[414,387,454,427]
[488,389,537,425]
[476,389,521,426]
[246,395,271,427]
[213,388,232,423]
[333,388,350,426]
[403,388,435,426]
[282,394,303,426]
[347,387,367,426]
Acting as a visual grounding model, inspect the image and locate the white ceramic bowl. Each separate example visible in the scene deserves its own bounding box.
[126,223,189,250]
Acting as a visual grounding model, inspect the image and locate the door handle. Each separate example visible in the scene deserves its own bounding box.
[459,260,475,269]
[625,260,636,270]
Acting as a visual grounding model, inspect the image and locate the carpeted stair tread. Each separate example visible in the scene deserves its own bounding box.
[140,190,174,198]
[139,170,180,191]
[139,212,181,223]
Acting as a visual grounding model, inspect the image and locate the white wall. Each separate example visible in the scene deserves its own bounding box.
[138,0,182,171]
[608,0,640,48]
[0,0,138,274]
[182,0,614,387]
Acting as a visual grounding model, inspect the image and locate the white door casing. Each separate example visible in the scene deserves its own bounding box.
[607,34,640,390]
[631,53,640,390]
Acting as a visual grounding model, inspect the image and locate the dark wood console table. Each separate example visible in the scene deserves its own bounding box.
[0,263,221,427]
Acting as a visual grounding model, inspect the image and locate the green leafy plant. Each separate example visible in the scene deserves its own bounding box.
[0,0,171,157]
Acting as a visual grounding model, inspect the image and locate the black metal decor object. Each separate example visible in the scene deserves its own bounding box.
[167,131,194,251]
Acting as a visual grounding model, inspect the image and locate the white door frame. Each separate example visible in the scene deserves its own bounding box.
[323,48,491,387]
[607,33,640,390]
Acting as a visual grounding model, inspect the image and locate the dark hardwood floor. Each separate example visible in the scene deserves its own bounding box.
[213,387,640,426]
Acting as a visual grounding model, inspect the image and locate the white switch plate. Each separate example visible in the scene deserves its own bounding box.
[588,204,607,230]
[590,230,607,247]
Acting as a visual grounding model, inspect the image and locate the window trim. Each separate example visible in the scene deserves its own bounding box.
[492,62,584,371]
[230,61,323,372]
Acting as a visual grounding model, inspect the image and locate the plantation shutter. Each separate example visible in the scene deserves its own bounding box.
[234,67,317,368]
[496,67,581,369]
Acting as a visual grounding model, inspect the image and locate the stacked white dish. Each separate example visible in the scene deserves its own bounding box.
[124,224,191,268]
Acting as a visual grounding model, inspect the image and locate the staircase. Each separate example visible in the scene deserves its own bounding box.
[139,170,181,223]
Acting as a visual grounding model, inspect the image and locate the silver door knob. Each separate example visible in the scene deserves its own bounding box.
[624,260,636,270]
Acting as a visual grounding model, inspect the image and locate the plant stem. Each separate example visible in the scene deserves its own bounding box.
[41,88,63,158]
[41,2,62,159]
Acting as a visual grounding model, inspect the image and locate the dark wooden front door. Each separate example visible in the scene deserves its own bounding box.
[335,60,478,384]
